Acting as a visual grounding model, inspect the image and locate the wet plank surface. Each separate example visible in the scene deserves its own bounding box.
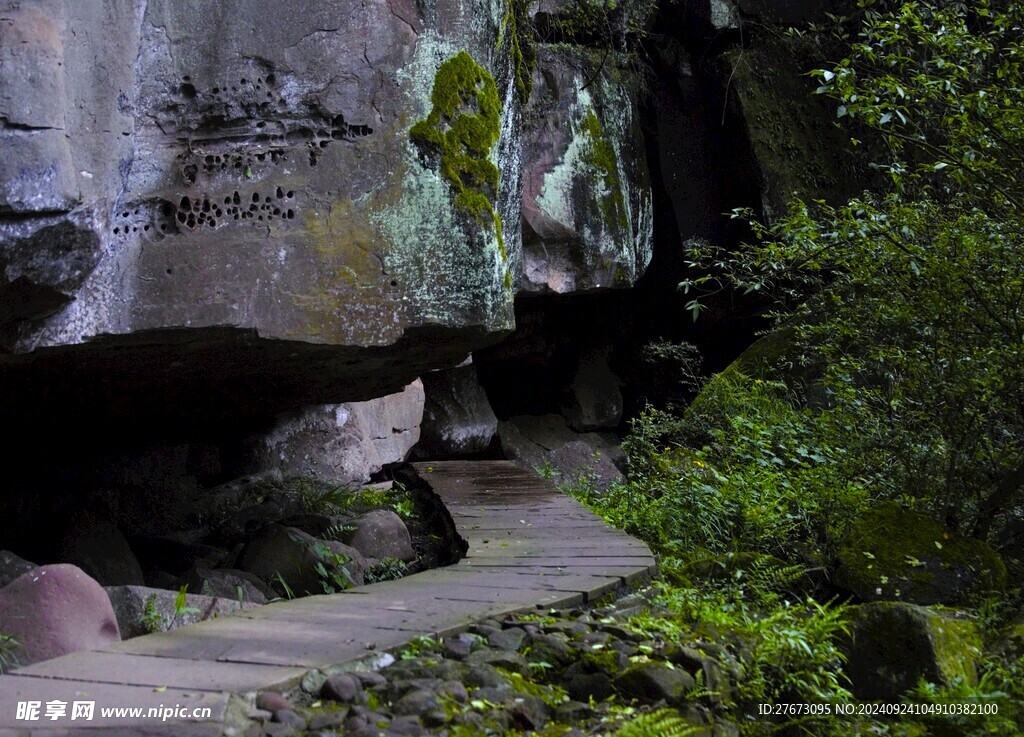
[0,461,656,733]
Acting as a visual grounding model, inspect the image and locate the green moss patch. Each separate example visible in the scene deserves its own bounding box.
[409,50,507,262]
[580,109,628,232]
[834,501,1007,605]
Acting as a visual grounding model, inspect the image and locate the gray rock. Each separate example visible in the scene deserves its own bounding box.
[245,382,424,486]
[843,602,982,702]
[520,44,652,294]
[239,524,366,595]
[417,363,498,457]
[615,663,696,705]
[466,648,529,675]
[498,413,625,490]
[105,584,257,638]
[343,510,415,563]
[392,688,439,717]
[0,564,120,667]
[256,692,294,713]
[321,673,365,704]
[181,566,271,605]
[0,550,37,588]
[487,626,527,652]
[57,516,144,586]
[562,662,615,703]
[561,347,623,431]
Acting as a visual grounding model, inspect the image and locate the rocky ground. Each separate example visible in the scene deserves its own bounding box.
[232,589,743,737]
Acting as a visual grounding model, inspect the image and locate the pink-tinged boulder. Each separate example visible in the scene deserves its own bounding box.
[0,564,120,667]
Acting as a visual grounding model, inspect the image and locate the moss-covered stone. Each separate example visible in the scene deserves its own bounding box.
[834,502,1007,605]
[410,50,505,259]
[843,602,982,701]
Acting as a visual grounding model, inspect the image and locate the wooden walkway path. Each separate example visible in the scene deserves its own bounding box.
[0,461,656,735]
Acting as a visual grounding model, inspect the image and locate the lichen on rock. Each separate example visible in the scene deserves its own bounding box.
[410,50,505,259]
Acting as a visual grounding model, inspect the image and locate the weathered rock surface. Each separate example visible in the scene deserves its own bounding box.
[343,510,416,563]
[238,524,366,595]
[105,584,259,639]
[0,0,521,428]
[180,566,273,605]
[843,602,982,702]
[0,564,120,667]
[561,346,622,431]
[520,45,652,293]
[245,380,424,485]
[498,414,624,489]
[834,502,1006,605]
[417,363,498,458]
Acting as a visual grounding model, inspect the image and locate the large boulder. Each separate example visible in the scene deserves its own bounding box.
[417,362,499,457]
[498,414,624,490]
[0,564,120,667]
[843,602,982,701]
[342,510,416,563]
[238,524,366,595]
[246,380,424,485]
[561,346,622,431]
[57,515,145,587]
[520,44,652,293]
[834,502,1006,605]
[180,566,275,605]
[0,0,521,429]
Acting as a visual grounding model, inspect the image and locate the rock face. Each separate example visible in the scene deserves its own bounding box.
[834,502,1006,605]
[0,551,37,588]
[417,363,499,458]
[843,602,982,701]
[0,564,120,667]
[520,45,653,293]
[246,380,424,485]
[0,0,522,427]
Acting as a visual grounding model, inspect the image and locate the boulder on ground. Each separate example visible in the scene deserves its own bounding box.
[0,550,37,588]
[238,524,366,596]
[843,602,981,701]
[0,564,120,667]
[105,584,258,638]
[498,414,624,490]
[57,515,145,586]
[342,510,415,563]
[561,348,623,432]
[180,566,274,605]
[245,381,424,486]
[834,502,1006,605]
[417,363,498,458]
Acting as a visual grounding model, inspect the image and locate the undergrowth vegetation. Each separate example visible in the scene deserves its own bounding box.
[568,1,1024,733]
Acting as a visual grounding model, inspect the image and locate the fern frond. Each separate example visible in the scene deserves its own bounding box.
[613,708,703,737]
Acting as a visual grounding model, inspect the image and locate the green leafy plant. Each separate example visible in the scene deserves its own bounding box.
[0,633,18,674]
[611,708,703,737]
[365,557,408,584]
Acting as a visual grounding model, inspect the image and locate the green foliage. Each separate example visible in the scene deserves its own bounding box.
[410,51,506,260]
[364,557,408,584]
[611,708,703,737]
[682,0,1024,538]
[141,594,164,634]
[399,635,441,660]
[0,633,17,674]
[499,0,536,102]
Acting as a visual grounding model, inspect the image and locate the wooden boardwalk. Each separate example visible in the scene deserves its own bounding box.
[0,461,656,735]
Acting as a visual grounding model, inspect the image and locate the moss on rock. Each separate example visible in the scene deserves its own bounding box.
[410,50,506,260]
[844,601,982,701]
[834,502,1006,605]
